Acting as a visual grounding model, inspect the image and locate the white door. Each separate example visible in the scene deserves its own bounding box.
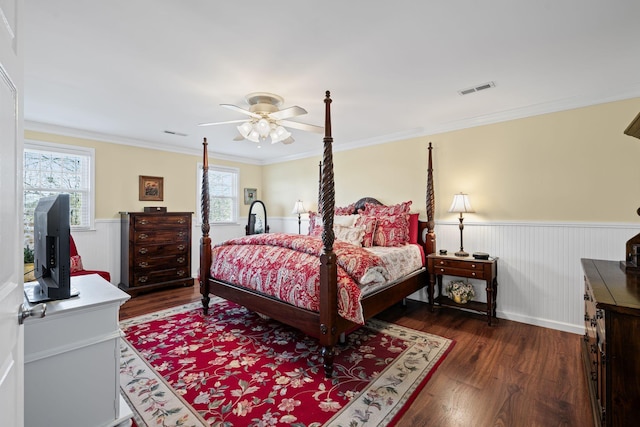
[0,1,24,426]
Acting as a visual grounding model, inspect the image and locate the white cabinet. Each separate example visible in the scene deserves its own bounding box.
[24,274,132,427]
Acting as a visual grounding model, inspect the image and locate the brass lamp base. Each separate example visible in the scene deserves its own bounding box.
[455,250,469,257]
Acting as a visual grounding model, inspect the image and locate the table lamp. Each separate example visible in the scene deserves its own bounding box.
[291,200,306,234]
[448,193,475,257]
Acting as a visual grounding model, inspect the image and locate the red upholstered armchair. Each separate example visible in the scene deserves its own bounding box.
[69,235,111,282]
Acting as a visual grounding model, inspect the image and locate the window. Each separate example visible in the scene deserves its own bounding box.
[23,141,95,248]
[197,164,239,224]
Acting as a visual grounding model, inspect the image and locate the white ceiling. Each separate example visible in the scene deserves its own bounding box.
[23,1,640,164]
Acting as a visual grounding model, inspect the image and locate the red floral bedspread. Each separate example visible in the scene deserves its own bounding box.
[210,234,390,324]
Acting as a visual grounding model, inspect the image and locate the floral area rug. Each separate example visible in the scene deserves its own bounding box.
[119,298,454,427]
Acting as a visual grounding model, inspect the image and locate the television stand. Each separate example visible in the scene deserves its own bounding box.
[23,281,79,303]
[24,274,132,427]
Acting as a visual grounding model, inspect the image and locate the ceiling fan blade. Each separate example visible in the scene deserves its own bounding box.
[280,120,324,133]
[198,119,249,127]
[269,106,307,120]
[281,136,295,144]
[221,104,262,119]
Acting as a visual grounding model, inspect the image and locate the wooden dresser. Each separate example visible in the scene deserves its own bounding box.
[119,211,193,295]
[581,258,640,427]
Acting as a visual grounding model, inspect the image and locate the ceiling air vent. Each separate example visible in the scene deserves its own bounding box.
[458,81,496,96]
[163,130,188,137]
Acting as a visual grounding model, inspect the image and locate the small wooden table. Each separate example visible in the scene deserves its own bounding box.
[427,254,499,325]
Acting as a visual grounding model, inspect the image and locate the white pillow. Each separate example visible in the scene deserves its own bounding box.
[334,224,365,246]
[334,214,360,227]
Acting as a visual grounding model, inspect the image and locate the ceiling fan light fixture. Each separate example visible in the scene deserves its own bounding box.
[256,118,271,137]
[247,129,260,143]
[237,122,253,138]
[270,125,291,143]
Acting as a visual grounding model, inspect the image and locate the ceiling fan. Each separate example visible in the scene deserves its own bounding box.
[198,92,324,145]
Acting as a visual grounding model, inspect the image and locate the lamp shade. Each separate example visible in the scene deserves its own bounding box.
[448,193,475,214]
[291,200,306,215]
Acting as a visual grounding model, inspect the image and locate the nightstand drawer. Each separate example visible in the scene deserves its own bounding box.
[434,266,485,279]
[432,258,484,271]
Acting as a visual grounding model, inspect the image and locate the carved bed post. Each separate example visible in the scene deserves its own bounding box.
[426,142,436,255]
[200,138,212,314]
[319,91,338,378]
[317,161,322,214]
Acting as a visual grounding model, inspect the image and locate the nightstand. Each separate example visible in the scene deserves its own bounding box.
[427,254,499,325]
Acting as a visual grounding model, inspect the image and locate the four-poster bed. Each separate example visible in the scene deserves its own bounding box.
[199,91,436,377]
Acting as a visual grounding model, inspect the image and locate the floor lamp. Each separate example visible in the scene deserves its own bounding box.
[291,200,306,234]
[448,193,474,257]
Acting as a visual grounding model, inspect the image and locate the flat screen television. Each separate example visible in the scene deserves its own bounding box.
[25,193,78,303]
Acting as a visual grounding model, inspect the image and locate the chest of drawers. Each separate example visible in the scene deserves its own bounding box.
[581,259,640,427]
[119,212,193,295]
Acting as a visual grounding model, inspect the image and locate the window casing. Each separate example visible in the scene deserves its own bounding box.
[196,163,239,224]
[23,140,95,248]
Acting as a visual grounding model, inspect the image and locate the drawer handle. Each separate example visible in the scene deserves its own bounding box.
[139,233,148,240]
[177,244,185,251]
[138,261,149,268]
[176,269,186,277]
[139,247,148,255]
[178,218,186,224]
[438,260,444,265]
[139,219,148,225]
[178,232,185,238]
[439,268,445,273]
[471,272,476,276]
[139,276,148,283]
[471,264,476,268]
[177,256,186,263]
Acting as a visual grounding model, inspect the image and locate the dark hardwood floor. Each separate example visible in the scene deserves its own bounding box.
[119,283,594,427]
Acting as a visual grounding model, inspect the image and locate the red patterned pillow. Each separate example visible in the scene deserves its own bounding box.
[70,255,84,273]
[355,215,377,247]
[373,214,409,247]
[362,200,412,216]
[335,204,356,215]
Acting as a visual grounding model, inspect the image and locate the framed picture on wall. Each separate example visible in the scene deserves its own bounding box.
[244,188,257,205]
[139,175,164,201]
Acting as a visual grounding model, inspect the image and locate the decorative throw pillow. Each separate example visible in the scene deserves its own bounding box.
[373,214,410,247]
[335,204,356,215]
[408,213,419,244]
[362,200,412,216]
[308,211,323,236]
[355,215,377,247]
[334,214,359,227]
[334,224,365,246]
[70,255,83,273]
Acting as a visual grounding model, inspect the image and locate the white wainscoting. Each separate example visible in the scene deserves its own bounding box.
[426,220,640,335]
[77,217,640,335]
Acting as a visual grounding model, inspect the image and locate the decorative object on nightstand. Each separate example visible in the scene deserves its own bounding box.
[445,280,475,304]
[448,193,475,257]
[292,200,306,234]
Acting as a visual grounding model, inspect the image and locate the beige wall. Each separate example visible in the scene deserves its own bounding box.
[24,131,262,220]
[264,97,640,223]
[25,96,640,224]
